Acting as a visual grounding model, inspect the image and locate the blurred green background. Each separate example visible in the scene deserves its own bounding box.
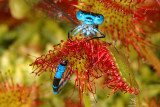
[0,0,160,107]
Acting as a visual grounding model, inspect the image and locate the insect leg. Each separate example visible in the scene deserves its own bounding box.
[89,29,111,45]
[68,25,82,41]
[72,27,83,36]
[93,28,105,39]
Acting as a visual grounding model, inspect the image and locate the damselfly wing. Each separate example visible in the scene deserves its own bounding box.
[24,0,79,25]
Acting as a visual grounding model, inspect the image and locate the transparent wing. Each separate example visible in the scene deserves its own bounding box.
[25,0,79,25]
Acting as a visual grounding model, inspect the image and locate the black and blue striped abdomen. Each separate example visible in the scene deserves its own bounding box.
[53,61,68,95]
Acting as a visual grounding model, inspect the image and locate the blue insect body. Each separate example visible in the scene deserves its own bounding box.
[54,63,67,79]
[52,60,71,95]
[68,11,105,40]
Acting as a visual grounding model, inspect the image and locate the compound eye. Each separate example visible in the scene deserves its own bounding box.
[76,11,84,21]
[94,15,104,24]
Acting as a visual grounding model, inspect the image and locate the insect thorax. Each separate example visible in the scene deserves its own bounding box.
[81,23,98,37]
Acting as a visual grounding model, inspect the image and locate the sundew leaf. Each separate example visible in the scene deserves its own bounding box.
[30,37,140,104]
[0,71,40,107]
[108,47,140,95]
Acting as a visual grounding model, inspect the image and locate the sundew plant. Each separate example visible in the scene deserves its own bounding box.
[0,0,160,107]
[0,71,40,107]
[30,37,140,104]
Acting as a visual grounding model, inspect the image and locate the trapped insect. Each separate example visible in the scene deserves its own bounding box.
[53,11,105,94]
[35,0,107,95]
